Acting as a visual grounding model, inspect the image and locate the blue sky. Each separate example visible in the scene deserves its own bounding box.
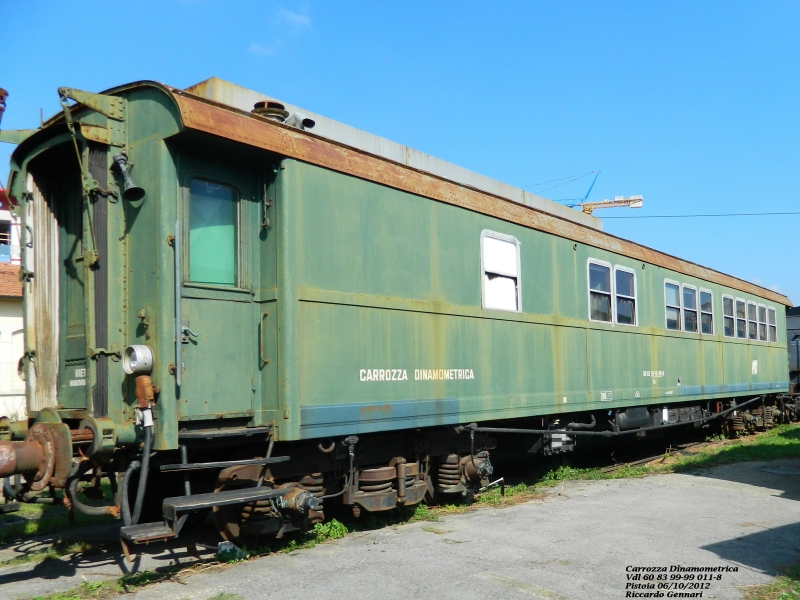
[2,1,798,302]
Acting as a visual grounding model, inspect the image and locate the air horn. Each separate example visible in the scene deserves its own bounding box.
[112,153,145,201]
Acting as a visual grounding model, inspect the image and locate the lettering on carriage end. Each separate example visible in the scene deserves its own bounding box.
[623,564,738,598]
[358,368,476,382]
[69,367,87,387]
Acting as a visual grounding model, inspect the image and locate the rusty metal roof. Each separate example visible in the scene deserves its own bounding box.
[0,264,22,298]
[183,78,603,231]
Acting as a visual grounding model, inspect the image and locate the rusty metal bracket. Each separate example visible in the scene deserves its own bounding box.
[88,346,122,360]
[76,122,124,148]
[83,249,99,267]
[58,87,125,121]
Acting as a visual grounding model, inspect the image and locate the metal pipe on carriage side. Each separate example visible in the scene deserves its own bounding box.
[174,219,182,387]
[468,396,768,439]
[472,419,705,437]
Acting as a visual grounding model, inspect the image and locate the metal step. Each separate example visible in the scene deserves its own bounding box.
[162,486,287,522]
[160,455,290,472]
[120,522,176,544]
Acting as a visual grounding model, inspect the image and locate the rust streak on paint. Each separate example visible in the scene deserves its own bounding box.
[171,91,789,306]
[360,405,392,415]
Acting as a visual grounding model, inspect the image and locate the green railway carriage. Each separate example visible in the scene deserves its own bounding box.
[0,79,794,548]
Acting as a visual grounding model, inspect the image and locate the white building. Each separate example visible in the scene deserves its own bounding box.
[0,188,20,265]
[0,188,24,419]
[0,263,24,419]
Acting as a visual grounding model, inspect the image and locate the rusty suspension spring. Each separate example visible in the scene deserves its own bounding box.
[436,454,462,488]
[358,474,393,493]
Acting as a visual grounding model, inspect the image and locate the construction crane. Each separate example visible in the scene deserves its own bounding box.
[579,194,643,215]
[555,171,643,215]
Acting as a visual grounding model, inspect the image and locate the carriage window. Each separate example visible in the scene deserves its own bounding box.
[481,232,520,312]
[683,286,698,333]
[588,261,612,322]
[758,305,767,341]
[614,267,636,325]
[665,282,681,331]
[768,307,777,342]
[722,295,734,337]
[736,299,746,338]
[700,290,713,335]
[189,179,237,285]
[747,302,757,340]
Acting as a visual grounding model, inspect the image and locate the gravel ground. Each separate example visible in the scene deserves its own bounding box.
[1,458,799,600]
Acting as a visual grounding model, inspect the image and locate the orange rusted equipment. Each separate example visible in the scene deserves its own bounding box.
[0,423,73,490]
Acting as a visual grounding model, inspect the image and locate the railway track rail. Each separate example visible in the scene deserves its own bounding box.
[599,441,707,473]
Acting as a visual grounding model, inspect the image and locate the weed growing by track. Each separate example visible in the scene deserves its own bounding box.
[743,562,800,600]
[668,423,800,471]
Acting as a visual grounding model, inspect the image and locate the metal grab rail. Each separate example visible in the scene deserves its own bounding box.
[174,220,182,387]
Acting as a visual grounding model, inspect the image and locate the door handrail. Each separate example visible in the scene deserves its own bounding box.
[260,312,270,365]
[174,220,182,387]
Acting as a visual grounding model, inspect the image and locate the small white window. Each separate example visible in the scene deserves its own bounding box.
[614,266,637,326]
[757,304,767,341]
[722,295,734,337]
[683,285,698,333]
[481,231,520,312]
[700,289,713,335]
[747,301,757,340]
[735,298,747,339]
[665,280,681,331]
[588,260,613,323]
[768,307,777,343]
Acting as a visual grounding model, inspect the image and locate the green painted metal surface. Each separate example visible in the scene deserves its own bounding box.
[279,159,788,439]
[8,82,790,451]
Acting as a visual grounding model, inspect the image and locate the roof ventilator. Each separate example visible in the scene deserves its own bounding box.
[252,101,289,122]
[285,112,315,130]
[252,101,315,130]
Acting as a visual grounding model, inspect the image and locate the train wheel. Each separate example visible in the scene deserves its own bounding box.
[213,464,287,547]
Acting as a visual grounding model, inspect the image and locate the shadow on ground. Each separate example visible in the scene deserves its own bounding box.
[702,520,800,573]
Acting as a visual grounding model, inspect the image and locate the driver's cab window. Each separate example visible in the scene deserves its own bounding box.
[188,178,238,285]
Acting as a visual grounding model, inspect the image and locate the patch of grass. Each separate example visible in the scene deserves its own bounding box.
[30,579,121,600]
[28,569,177,600]
[0,540,110,568]
[409,502,438,522]
[0,485,116,545]
[527,424,800,484]
[669,424,800,472]
[420,526,451,535]
[743,562,800,600]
